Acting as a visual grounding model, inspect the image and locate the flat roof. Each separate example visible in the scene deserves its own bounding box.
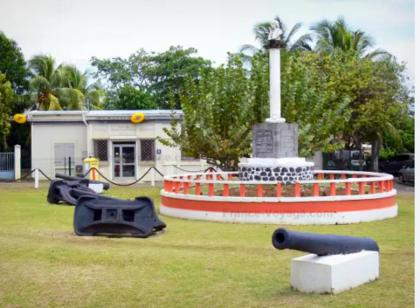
[28,110,183,123]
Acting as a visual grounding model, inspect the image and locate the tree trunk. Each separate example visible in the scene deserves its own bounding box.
[371,139,380,172]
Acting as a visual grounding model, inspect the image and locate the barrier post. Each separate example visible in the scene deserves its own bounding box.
[14,145,21,181]
[345,182,351,195]
[275,182,282,197]
[330,182,336,196]
[174,181,180,193]
[91,168,97,181]
[34,169,39,189]
[183,182,189,194]
[208,183,215,196]
[295,182,301,197]
[379,181,384,192]
[239,184,246,197]
[223,184,229,196]
[313,183,320,196]
[151,168,155,187]
[358,182,365,194]
[257,184,263,197]
[195,182,201,195]
[370,182,375,194]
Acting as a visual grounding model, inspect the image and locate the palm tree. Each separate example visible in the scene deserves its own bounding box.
[311,17,387,58]
[240,17,312,57]
[55,64,104,110]
[28,55,61,110]
[29,55,104,110]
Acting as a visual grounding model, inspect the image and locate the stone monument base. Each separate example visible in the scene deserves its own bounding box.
[290,251,379,294]
[238,157,314,183]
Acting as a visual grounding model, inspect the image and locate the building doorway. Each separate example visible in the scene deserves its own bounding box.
[113,142,136,178]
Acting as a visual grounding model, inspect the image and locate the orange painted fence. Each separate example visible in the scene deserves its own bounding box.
[163,171,394,198]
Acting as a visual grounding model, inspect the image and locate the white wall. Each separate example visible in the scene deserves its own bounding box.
[31,120,206,180]
[31,123,87,178]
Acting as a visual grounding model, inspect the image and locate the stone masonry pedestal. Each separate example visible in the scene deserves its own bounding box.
[239,122,314,183]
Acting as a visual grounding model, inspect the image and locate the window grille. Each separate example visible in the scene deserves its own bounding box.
[140,139,155,161]
[93,140,108,161]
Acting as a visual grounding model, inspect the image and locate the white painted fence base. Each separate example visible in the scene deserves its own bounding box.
[290,251,379,294]
[160,203,398,225]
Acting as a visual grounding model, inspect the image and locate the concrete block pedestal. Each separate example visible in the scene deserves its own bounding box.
[291,251,379,294]
[88,183,104,194]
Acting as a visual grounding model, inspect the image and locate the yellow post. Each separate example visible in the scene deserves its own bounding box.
[83,157,100,180]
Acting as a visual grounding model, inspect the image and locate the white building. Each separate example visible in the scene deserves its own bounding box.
[28,110,206,181]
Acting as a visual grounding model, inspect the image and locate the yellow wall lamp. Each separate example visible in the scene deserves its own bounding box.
[130,112,145,124]
[13,113,27,124]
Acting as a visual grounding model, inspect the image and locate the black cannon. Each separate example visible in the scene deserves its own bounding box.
[55,173,110,190]
[47,179,97,205]
[47,177,167,237]
[74,195,166,237]
[272,228,379,256]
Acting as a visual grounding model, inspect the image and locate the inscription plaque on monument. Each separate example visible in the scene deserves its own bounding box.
[255,130,274,154]
[252,122,298,158]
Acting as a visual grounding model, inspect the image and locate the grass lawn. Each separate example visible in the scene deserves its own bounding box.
[0,182,414,307]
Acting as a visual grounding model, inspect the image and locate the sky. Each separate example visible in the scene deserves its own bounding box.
[0,0,415,85]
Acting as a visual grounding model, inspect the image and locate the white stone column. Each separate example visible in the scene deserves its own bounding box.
[14,144,21,180]
[266,47,285,123]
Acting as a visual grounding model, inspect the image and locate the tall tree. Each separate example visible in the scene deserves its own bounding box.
[0,74,14,150]
[0,31,31,152]
[240,16,312,58]
[312,17,386,59]
[29,55,103,110]
[91,46,212,109]
[29,55,63,110]
[281,51,354,156]
[344,54,409,170]
[160,55,268,170]
[0,31,29,94]
[310,18,410,170]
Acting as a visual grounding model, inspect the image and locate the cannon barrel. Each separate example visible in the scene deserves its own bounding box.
[272,228,379,256]
[55,173,110,190]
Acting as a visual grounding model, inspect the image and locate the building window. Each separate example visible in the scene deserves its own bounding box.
[93,140,108,161]
[140,139,155,161]
[54,143,75,165]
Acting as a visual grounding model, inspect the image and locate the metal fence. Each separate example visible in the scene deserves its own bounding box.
[0,152,14,180]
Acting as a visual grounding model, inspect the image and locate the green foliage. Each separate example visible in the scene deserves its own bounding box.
[0,31,29,94]
[0,74,14,150]
[160,54,268,170]
[29,55,104,110]
[381,110,414,159]
[108,85,157,110]
[0,32,31,151]
[240,16,312,61]
[91,46,212,109]
[282,50,355,156]
[312,17,387,58]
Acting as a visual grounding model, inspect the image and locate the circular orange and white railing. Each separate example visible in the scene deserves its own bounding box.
[160,170,397,224]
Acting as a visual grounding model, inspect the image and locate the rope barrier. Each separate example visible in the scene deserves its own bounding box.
[87,166,164,187]
[0,165,216,186]
[173,165,219,173]
[0,168,52,183]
